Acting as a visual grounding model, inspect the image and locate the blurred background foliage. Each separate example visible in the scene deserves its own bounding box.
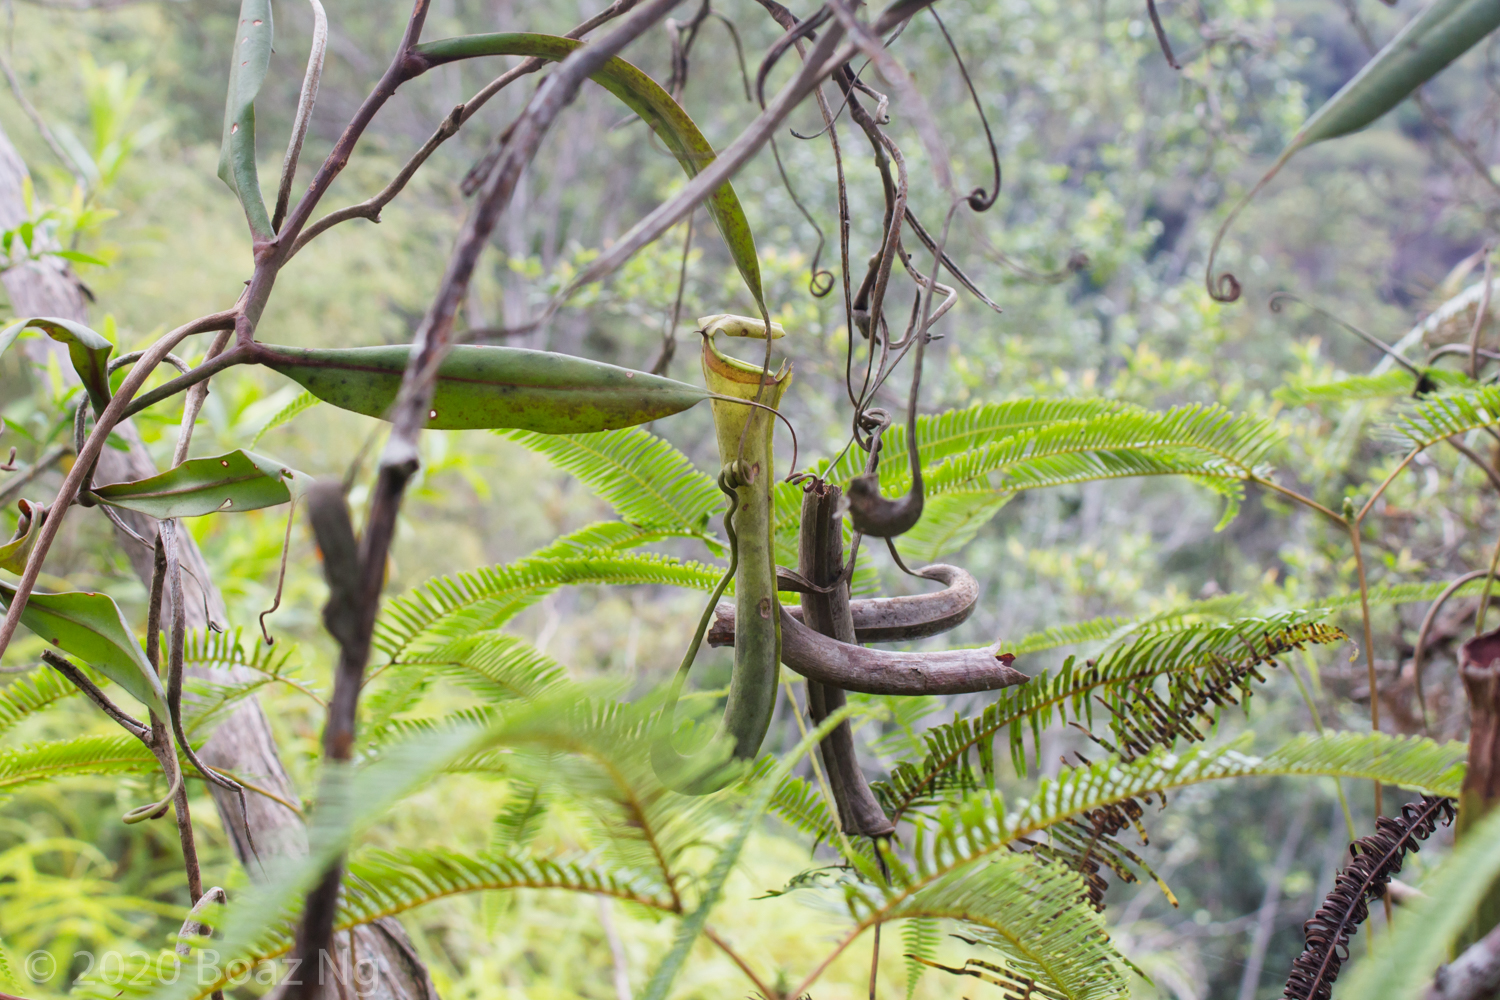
[0,0,1496,997]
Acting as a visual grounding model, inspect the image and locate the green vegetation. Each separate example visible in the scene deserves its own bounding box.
[2,1,1500,998]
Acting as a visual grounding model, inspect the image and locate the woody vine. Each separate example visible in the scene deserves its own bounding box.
[2,2,1500,1000]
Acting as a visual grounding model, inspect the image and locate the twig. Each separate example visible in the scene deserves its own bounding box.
[173,330,233,467]
[1411,569,1500,731]
[0,50,82,183]
[1146,0,1181,69]
[120,342,253,420]
[285,8,687,992]
[273,0,329,234]
[39,650,148,740]
[1470,249,1496,380]
[0,443,67,506]
[0,308,237,663]
[538,21,854,321]
[288,0,643,260]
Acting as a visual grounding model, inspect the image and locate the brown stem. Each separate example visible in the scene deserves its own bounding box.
[173,330,235,467]
[709,563,977,645]
[1348,522,1382,824]
[286,8,686,990]
[0,443,68,506]
[702,926,777,1000]
[39,650,148,740]
[799,481,894,837]
[288,0,643,261]
[0,309,237,662]
[776,607,1025,695]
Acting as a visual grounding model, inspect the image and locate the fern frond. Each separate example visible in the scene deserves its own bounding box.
[0,734,154,794]
[876,611,1346,819]
[342,847,674,925]
[501,428,721,531]
[1275,370,1466,407]
[923,404,1280,496]
[397,631,570,703]
[0,668,81,735]
[767,773,839,849]
[375,538,721,659]
[874,852,1129,1000]
[1391,385,1500,449]
[865,733,1463,972]
[894,490,1010,563]
[829,398,1133,487]
[1006,595,1251,656]
[491,780,549,851]
[902,918,942,999]
[182,626,296,675]
[250,390,320,448]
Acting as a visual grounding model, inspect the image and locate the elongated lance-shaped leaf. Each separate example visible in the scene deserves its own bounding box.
[0,582,167,721]
[91,450,296,518]
[1295,0,1500,151]
[218,0,274,238]
[412,33,767,316]
[256,343,710,432]
[0,317,113,413]
[1209,0,1500,301]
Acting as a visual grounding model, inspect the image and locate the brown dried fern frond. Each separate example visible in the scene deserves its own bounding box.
[907,953,1070,1000]
[1282,794,1456,1000]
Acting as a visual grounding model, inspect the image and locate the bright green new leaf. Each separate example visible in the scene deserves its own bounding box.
[91,450,295,518]
[412,32,767,316]
[0,581,169,722]
[256,343,710,432]
[0,316,114,413]
[0,500,44,574]
[217,0,274,239]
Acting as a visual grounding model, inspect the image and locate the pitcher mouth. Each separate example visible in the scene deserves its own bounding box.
[701,331,790,389]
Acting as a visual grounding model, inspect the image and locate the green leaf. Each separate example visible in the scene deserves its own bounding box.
[0,582,168,721]
[1337,805,1500,1000]
[0,733,155,795]
[250,390,320,448]
[217,0,274,239]
[640,704,866,1000]
[894,490,1009,563]
[1295,0,1500,151]
[257,343,709,432]
[0,317,114,413]
[51,250,108,267]
[91,449,295,518]
[501,427,721,531]
[0,499,44,574]
[1391,384,1500,448]
[1275,369,1469,406]
[412,32,766,315]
